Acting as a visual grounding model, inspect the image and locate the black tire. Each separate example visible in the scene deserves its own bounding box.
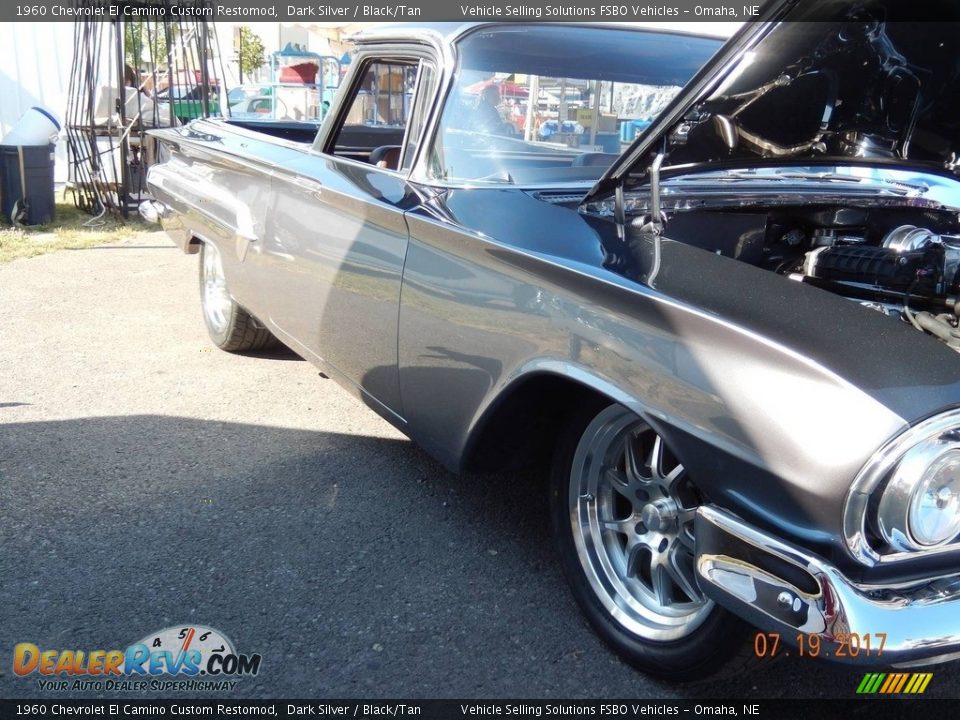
[549,402,753,681]
[198,242,278,353]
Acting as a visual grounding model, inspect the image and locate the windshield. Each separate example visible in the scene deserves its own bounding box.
[427,26,722,186]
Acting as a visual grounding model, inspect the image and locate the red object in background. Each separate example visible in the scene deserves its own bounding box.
[465,78,530,98]
[279,62,318,84]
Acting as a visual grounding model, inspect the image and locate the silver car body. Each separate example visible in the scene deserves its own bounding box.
[148,17,960,666]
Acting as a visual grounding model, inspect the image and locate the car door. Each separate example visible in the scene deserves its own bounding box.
[256,53,438,419]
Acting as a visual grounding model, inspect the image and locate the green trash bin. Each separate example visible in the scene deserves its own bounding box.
[0,144,56,226]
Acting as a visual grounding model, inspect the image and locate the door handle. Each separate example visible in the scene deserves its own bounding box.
[293,176,323,195]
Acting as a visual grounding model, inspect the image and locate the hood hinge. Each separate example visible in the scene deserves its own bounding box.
[628,152,667,286]
[637,152,667,237]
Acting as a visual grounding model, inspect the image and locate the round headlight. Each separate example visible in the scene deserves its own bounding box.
[908,449,960,546]
[877,439,960,551]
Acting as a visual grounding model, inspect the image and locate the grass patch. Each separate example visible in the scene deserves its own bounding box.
[0,199,153,263]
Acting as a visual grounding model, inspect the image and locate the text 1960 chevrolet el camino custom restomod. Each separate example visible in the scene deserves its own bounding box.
[147,2,960,680]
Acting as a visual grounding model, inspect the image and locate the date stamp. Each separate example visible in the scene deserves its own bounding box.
[753,631,887,659]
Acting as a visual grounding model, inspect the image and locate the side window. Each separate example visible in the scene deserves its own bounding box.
[329,58,421,170]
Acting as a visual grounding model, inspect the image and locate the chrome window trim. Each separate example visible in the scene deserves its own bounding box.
[398,60,435,172]
[844,407,960,566]
[312,42,446,180]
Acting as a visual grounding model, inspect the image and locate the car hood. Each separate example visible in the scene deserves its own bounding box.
[581,0,960,207]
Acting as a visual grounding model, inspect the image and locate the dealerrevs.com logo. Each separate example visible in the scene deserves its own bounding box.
[13,625,262,692]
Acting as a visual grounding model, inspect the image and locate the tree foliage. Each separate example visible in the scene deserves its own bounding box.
[124,21,169,71]
[238,26,266,81]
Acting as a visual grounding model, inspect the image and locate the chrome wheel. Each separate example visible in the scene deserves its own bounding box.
[201,243,232,336]
[570,406,712,641]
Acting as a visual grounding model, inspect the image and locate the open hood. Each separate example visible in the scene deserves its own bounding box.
[581,0,960,208]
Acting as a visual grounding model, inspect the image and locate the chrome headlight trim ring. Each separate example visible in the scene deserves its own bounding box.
[844,408,960,566]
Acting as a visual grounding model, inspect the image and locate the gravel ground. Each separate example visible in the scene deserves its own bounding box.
[0,234,956,700]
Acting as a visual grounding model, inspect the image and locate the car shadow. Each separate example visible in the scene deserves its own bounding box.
[0,415,553,699]
[235,343,305,362]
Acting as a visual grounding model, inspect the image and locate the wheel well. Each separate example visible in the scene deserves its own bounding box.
[462,374,613,473]
[186,236,202,254]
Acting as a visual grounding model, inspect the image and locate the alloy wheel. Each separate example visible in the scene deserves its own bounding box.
[201,243,232,336]
[569,406,712,641]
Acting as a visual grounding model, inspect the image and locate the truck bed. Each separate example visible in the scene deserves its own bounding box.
[223,119,320,144]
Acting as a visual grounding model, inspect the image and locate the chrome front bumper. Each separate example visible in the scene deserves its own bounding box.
[695,506,960,667]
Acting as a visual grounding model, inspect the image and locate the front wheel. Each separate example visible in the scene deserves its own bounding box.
[550,403,751,680]
[199,242,277,352]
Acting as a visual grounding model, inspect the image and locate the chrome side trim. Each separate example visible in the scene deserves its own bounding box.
[697,506,960,667]
[843,407,960,566]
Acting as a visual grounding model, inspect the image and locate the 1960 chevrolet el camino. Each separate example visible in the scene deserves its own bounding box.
[148,2,960,680]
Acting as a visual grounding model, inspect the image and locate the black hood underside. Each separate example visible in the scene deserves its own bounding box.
[585,0,960,204]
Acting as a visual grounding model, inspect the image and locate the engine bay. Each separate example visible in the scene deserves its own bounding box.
[657,203,960,350]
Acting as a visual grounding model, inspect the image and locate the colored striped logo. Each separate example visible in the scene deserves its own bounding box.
[856,672,933,694]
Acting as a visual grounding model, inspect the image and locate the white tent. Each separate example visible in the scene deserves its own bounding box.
[0,22,75,182]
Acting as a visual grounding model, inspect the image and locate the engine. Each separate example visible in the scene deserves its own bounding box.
[627,199,960,350]
[797,224,960,349]
[652,205,960,351]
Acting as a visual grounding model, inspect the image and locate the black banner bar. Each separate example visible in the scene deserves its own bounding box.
[0,699,956,720]
[2,0,959,23]
[6,0,757,23]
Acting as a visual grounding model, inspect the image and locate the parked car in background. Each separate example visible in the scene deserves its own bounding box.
[146,5,960,680]
[227,84,270,107]
[229,96,289,121]
[155,84,222,123]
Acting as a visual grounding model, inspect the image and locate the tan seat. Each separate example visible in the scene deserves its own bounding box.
[370,145,402,170]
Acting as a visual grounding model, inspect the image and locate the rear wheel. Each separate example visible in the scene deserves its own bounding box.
[550,403,751,680]
[199,242,277,352]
